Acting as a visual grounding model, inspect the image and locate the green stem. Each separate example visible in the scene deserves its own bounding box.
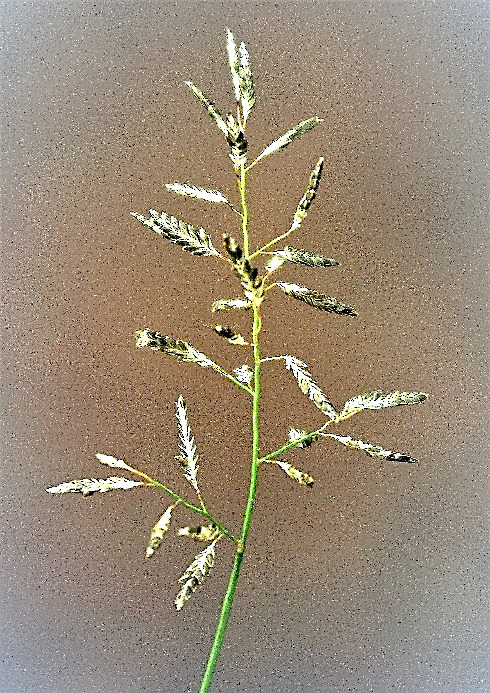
[199,302,261,693]
[239,164,249,256]
[199,161,262,693]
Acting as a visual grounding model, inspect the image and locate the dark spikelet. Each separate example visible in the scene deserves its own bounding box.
[277,247,339,268]
[277,282,357,315]
[213,325,248,345]
[135,329,216,368]
[223,235,264,302]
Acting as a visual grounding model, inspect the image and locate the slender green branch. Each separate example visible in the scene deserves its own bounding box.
[250,228,295,260]
[130,470,237,543]
[259,421,333,463]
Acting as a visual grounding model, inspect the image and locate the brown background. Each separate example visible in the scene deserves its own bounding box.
[2,2,488,692]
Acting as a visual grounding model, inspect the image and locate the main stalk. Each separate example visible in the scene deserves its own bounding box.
[199,164,262,693]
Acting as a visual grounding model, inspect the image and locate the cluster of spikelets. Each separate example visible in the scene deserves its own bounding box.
[46,28,428,612]
[47,386,427,608]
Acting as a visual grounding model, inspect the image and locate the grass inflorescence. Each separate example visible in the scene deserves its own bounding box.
[46,29,428,693]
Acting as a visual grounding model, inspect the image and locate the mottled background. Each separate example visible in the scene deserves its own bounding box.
[2,1,488,692]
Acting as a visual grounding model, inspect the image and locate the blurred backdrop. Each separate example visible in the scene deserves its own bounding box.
[2,2,488,692]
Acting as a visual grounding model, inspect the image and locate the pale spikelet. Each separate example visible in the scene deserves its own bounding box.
[283,355,338,421]
[213,325,249,346]
[165,183,229,205]
[288,158,324,233]
[95,453,133,473]
[269,459,314,487]
[274,246,339,268]
[264,254,287,273]
[185,81,229,136]
[146,505,175,558]
[288,428,319,448]
[131,210,220,258]
[251,118,323,167]
[211,298,251,312]
[46,477,144,496]
[175,396,199,492]
[175,539,219,611]
[337,391,429,422]
[233,364,254,386]
[223,235,263,302]
[178,524,222,542]
[135,329,241,387]
[326,434,418,463]
[277,282,357,316]
[226,29,256,123]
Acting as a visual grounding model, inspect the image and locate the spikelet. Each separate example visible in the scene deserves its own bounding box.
[96,453,134,473]
[326,434,418,464]
[165,183,229,205]
[283,355,338,421]
[175,396,199,492]
[135,329,215,369]
[175,539,219,611]
[185,81,229,136]
[131,210,220,258]
[226,29,256,124]
[223,235,263,303]
[264,253,287,274]
[178,524,222,542]
[268,459,314,487]
[46,477,144,496]
[233,364,254,386]
[288,428,319,448]
[273,246,339,268]
[145,505,175,558]
[211,298,251,312]
[213,325,249,346]
[251,118,323,168]
[288,158,324,233]
[337,391,429,422]
[277,282,357,316]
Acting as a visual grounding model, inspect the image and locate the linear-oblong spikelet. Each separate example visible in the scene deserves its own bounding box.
[175,539,219,611]
[165,183,230,205]
[277,282,357,316]
[273,246,339,268]
[131,210,220,257]
[226,29,256,123]
[96,453,134,473]
[326,434,418,463]
[185,81,229,136]
[46,477,144,496]
[268,459,314,487]
[288,158,324,233]
[283,355,338,421]
[135,329,216,368]
[251,118,323,167]
[337,391,429,422]
[175,396,199,492]
[146,505,175,558]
